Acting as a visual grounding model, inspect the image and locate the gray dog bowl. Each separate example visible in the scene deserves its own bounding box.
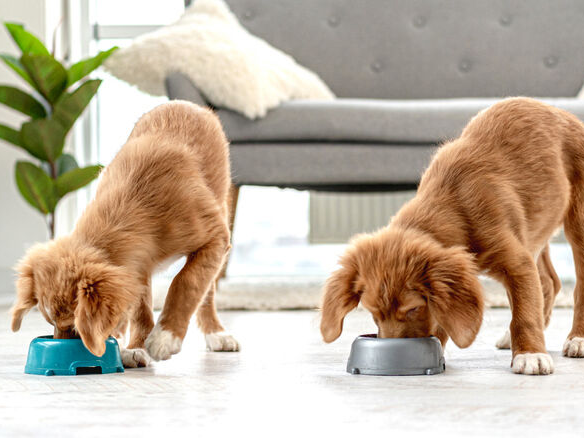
[347,334,445,376]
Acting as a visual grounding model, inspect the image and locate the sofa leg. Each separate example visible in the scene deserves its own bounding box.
[219,184,240,280]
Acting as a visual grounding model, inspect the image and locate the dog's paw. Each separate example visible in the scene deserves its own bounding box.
[121,348,151,368]
[512,353,554,375]
[495,330,511,350]
[563,337,584,357]
[205,331,240,352]
[145,324,183,361]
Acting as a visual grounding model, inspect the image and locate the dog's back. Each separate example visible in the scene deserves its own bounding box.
[414,98,584,248]
[126,101,230,203]
[75,101,231,268]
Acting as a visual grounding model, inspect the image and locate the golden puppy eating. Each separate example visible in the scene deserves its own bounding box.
[11,101,238,367]
[321,97,584,375]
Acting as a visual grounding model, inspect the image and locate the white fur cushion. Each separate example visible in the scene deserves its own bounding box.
[104,0,335,119]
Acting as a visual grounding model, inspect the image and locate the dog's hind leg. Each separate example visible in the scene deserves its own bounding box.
[496,329,512,350]
[197,282,239,351]
[562,188,584,357]
[538,244,561,329]
[145,226,230,361]
[495,289,514,350]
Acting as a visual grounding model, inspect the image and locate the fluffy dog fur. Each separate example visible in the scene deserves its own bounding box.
[11,101,238,366]
[321,97,584,375]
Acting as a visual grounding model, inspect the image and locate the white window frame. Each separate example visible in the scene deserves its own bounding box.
[59,0,189,235]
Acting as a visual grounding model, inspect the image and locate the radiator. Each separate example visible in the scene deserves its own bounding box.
[309,191,569,245]
[309,191,417,244]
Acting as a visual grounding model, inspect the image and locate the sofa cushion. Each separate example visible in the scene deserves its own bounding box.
[104,0,334,119]
[218,98,584,144]
[229,143,437,188]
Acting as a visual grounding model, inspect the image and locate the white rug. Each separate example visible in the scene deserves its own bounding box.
[152,276,576,311]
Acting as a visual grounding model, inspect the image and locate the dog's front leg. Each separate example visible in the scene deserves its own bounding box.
[145,233,230,361]
[122,286,155,368]
[499,252,554,375]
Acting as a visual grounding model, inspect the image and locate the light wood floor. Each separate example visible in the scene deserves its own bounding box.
[1,306,583,437]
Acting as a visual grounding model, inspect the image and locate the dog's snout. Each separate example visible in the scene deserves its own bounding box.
[377,320,432,339]
[54,326,78,339]
[377,324,405,339]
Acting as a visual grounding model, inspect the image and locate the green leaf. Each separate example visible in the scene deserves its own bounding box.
[4,23,50,56]
[56,153,79,176]
[0,54,35,87]
[55,165,102,197]
[68,47,118,87]
[0,123,23,147]
[20,118,66,161]
[41,153,79,177]
[21,53,68,103]
[17,80,101,162]
[0,85,46,118]
[53,79,101,134]
[14,160,57,214]
[0,123,50,158]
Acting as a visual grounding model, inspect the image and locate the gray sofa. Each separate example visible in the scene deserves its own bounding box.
[167,0,584,273]
[167,0,584,192]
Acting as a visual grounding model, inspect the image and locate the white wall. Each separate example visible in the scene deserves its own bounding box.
[0,0,63,299]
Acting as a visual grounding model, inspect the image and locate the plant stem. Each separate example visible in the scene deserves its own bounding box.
[49,160,57,179]
[48,160,58,240]
[47,213,55,240]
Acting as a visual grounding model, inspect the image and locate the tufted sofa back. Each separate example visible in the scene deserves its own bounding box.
[224,0,584,99]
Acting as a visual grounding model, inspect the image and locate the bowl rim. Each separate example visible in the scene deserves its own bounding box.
[34,335,82,341]
[354,334,441,343]
[31,335,117,342]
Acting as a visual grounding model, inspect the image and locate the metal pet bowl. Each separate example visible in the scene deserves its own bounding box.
[25,335,124,376]
[347,334,445,376]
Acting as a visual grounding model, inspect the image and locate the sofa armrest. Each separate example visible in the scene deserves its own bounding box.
[164,72,208,107]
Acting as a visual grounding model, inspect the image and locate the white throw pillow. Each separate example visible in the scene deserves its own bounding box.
[103,0,335,119]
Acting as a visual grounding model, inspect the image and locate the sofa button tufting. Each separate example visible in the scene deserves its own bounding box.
[371,61,384,72]
[459,59,472,72]
[243,10,254,20]
[328,16,340,27]
[499,15,512,26]
[544,55,558,68]
[413,16,427,28]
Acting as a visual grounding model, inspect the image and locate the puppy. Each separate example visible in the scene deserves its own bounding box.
[321,97,584,375]
[11,101,238,367]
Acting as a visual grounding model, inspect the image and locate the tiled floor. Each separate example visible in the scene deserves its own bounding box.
[1,306,583,437]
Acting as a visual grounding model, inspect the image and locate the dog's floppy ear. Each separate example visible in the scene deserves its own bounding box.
[11,260,37,331]
[426,246,484,348]
[320,248,361,343]
[74,263,135,356]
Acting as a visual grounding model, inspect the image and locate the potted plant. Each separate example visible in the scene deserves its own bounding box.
[0,22,117,238]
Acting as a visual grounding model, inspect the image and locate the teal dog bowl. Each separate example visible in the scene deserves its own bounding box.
[25,336,124,376]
